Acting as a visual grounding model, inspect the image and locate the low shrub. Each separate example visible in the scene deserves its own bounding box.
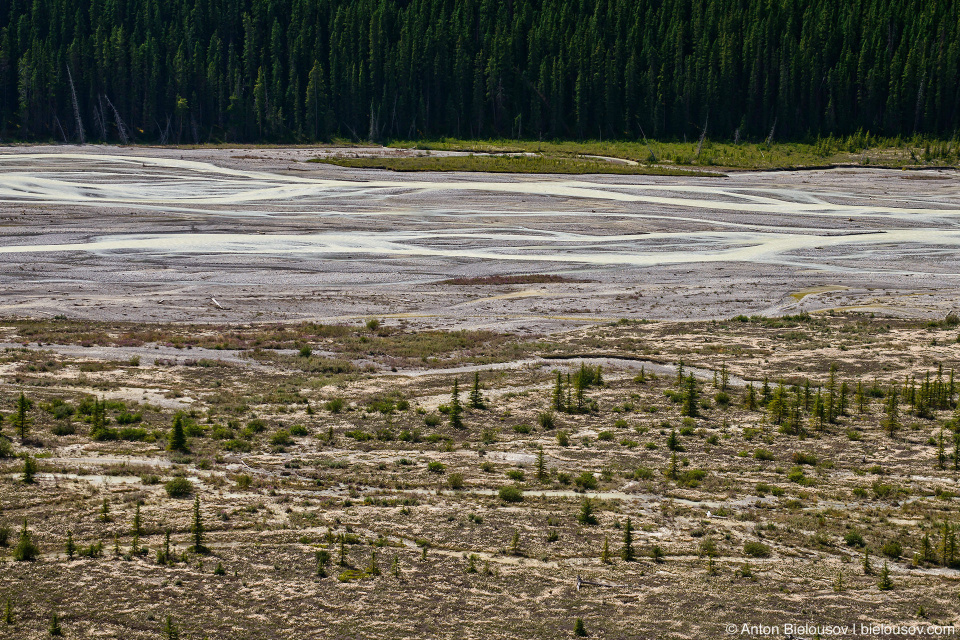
[165,477,194,498]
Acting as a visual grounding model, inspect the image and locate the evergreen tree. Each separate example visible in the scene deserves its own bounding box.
[168,413,188,452]
[190,496,207,554]
[574,618,587,637]
[552,372,564,411]
[938,427,946,470]
[744,384,757,411]
[622,517,635,561]
[577,498,598,525]
[65,531,75,559]
[601,536,611,564]
[878,561,893,590]
[682,375,699,418]
[667,429,681,452]
[449,380,463,429]
[11,392,31,440]
[13,519,38,561]
[884,389,900,437]
[21,455,36,484]
[162,616,179,640]
[49,612,63,636]
[667,452,679,480]
[4,598,12,625]
[536,446,547,482]
[767,382,787,425]
[469,372,485,410]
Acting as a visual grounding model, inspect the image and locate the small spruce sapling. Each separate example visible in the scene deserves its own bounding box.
[622,517,635,562]
[65,531,75,559]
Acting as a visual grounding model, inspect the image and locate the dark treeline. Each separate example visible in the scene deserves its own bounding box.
[1,0,958,144]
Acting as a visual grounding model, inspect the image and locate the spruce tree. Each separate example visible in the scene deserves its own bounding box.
[577,499,598,525]
[622,517,635,561]
[536,446,547,482]
[553,371,564,411]
[601,536,611,564]
[667,429,680,451]
[878,561,893,590]
[668,452,679,480]
[682,375,699,418]
[13,520,38,561]
[49,612,63,636]
[22,455,36,484]
[884,389,900,437]
[4,598,12,624]
[574,618,587,637]
[449,380,463,429]
[938,427,946,470]
[744,384,757,411]
[162,616,179,640]
[190,496,207,554]
[168,412,188,452]
[65,531,75,559]
[11,392,31,440]
[468,371,485,410]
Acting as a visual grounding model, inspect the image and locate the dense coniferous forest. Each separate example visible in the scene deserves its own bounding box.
[1,0,958,144]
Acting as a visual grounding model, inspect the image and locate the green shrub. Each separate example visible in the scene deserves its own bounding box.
[844,531,865,547]
[223,439,251,452]
[12,522,39,561]
[754,448,775,461]
[872,481,895,498]
[345,429,373,441]
[499,486,523,502]
[270,430,292,446]
[574,472,598,490]
[325,398,345,413]
[290,424,309,436]
[165,477,194,498]
[210,425,233,440]
[118,427,148,441]
[427,461,445,473]
[246,419,267,433]
[556,430,570,447]
[115,411,142,425]
[538,412,555,429]
[677,469,707,488]
[743,541,771,558]
[505,469,525,481]
[597,430,614,441]
[881,540,902,559]
[51,422,76,436]
[792,452,818,465]
[447,473,464,490]
[633,467,654,480]
[787,467,812,485]
[513,423,531,434]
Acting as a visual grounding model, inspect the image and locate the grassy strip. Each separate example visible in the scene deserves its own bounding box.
[383,134,960,170]
[309,154,723,176]
[441,274,582,285]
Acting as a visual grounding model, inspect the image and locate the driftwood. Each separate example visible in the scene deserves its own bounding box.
[576,574,625,591]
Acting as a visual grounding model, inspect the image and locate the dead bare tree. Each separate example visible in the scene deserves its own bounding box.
[638,123,657,162]
[765,117,777,146]
[95,95,108,140]
[54,116,68,143]
[695,113,709,159]
[158,115,172,145]
[66,65,85,144]
[103,94,130,144]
